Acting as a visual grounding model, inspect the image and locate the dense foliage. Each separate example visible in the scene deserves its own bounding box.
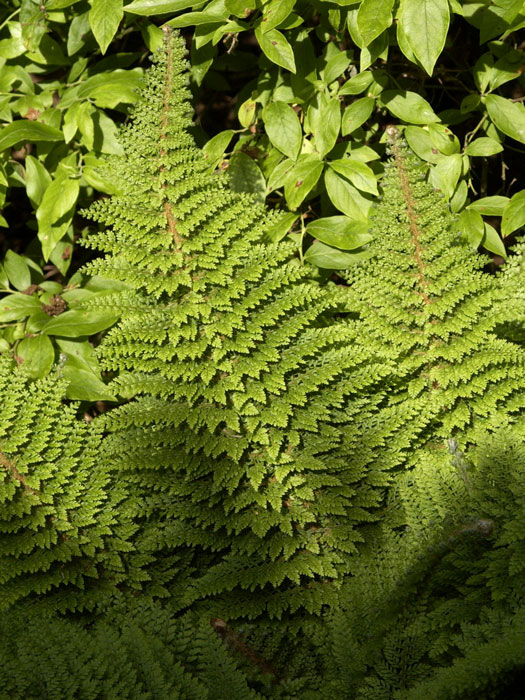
[0,1,524,697]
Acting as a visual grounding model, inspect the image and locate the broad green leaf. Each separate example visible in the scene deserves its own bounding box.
[304,241,372,269]
[63,102,81,143]
[341,97,375,136]
[490,49,524,90]
[329,159,378,196]
[25,155,51,207]
[468,196,510,216]
[63,367,117,402]
[141,21,165,51]
[284,155,324,210]
[167,11,225,27]
[482,222,506,258]
[82,154,123,194]
[228,152,266,204]
[267,158,295,194]
[238,97,257,127]
[428,123,459,155]
[67,11,92,56]
[324,168,372,221]
[77,70,143,108]
[20,0,47,52]
[357,0,394,47]
[263,102,302,161]
[264,212,299,242]
[465,137,503,156]
[0,263,8,289]
[90,0,124,54]
[0,293,41,322]
[458,208,484,249]
[360,30,389,72]
[124,0,202,14]
[226,0,257,17]
[380,90,440,124]
[255,26,296,73]
[323,50,352,85]
[405,126,443,164]
[56,337,100,372]
[42,309,119,337]
[202,129,234,168]
[260,0,296,33]
[36,176,79,260]
[0,121,63,151]
[92,111,124,155]
[397,0,450,75]
[430,153,462,199]
[472,52,494,93]
[3,251,31,291]
[17,335,54,379]
[308,95,340,159]
[450,179,468,214]
[339,71,374,95]
[306,216,372,250]
[484,94,525,144]
[501,191,525,237]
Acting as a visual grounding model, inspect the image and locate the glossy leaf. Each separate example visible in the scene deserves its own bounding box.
[430,154,462,199]
[482,222,506,258]
[260,0,296,34]
[36,176,79,260]
[324,168,372,221]
[465,137,503,156]
[341,97,375,136]
[308,95,340,159]
[255,26,296,73]
[124,0,200,14]
[339,71,374,96]
[501,191,525,237]
[25,156,52,207]
[304,241,372,269]
[63,367,117,401]
[284,155,324,210]
[397,0,450,75]
[329,159,378,196]
[0,293,41,322]
[3,251,31,292]
[458,208,484,249]
[228,152,266,204]
[0,121,63,151]
[484,94,525,144]
[357,0,394,47]
[42,309,119,337]
[380,90,440,124]
[264,212,299,242]
[89,0,123,54]
[306,216,372,250]
[17,335,55,379]
[263,102,302,161]
[468,196,510,216]
[202,130,234,168]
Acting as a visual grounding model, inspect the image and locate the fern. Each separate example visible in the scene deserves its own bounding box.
[0,356,144,613]
[81,30,390,618]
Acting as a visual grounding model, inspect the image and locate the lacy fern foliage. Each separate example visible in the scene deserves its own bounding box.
[82,31,390,617]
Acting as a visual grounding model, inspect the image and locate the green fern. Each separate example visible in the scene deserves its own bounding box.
[81,31,390,618]
[0,356,145,613]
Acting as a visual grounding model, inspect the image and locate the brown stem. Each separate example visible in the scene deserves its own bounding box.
[159,28,182,249]
[0,450,39,495]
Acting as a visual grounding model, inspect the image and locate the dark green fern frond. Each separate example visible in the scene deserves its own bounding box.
[325,423,525,699]
[81,31,390,617]
[0,601,267,700]
[0,357,143,613]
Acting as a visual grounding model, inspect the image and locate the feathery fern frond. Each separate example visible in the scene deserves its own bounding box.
[0,356,143,613]
[81,31,390,617]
